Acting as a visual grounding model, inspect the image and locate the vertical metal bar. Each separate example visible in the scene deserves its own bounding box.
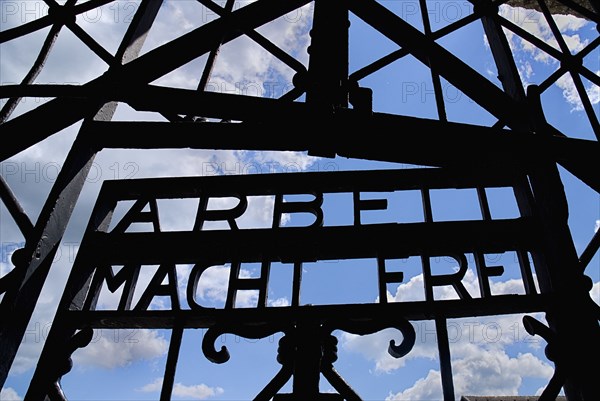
[292,319,322,399]
[418,0,447,121]
[226,261,241,309]
[516,250,537,295]
[160,325,184,401]
[474,253,493,298]
[292,262,302,307]
[526,84,600,401]
[421,188,435,301]
[476,187,492,221]
[197,0,236,92]
[377,257,388,304]
[435,317,455,401]
[257,261,271,307]
[476,0,527,102]
[305,0,349,108]
[421,188,433,223]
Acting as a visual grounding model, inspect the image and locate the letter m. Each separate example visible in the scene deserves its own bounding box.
[83,263,141,311]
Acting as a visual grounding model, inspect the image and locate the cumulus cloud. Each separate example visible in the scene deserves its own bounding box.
[341,268,561,398]
[71,329,168,369]
[385,349,553,400]
[268,297,290,307]
[138,377,224,400]
[189,264,259,308]
[0,387,22,401]
[342,270,543,373]
[595,219,600,233]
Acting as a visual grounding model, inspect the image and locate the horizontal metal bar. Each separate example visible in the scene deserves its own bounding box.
[97,166,521,199]
[89,219,540,264]
[66,293,556,327]
[82,114,598,170]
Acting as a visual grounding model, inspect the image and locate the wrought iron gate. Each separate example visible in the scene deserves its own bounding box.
[1,0,599,400]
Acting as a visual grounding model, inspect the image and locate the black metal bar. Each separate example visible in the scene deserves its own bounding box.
[96,166,520,199]
[160,324,184,401]
[435,317,455,401]
[419,0,447,121]
[496,16,564,61]
[292,262,302,307]
[63,294,558,328]
[89,221,539,270]
[0,175,34,238]
[196,0,236,93]
[305,0,349,109]
[517,250,538,295]
[578,228,600,272]
[538,66,568,93]
[66,22,116,66]
[476,0,527,101]
[567,71,600,139]
[524,85,600,401]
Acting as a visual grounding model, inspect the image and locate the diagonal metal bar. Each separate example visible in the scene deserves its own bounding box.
[0,0,312,162]
[197,0,308,74]
[66,21,116,66]
[0,0,116,44]
[0,176,34,238]
[195,0,237,93]
[419,0,447,121]
[0,0,165,392]
[556,0,600,21]
[348,0,529,128]
[533,0,600,138]
[538,66,569,92]
[497,16,564,61]
[578,229,600,272]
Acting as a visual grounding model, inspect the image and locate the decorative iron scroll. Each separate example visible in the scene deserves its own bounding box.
[28,166,561,400]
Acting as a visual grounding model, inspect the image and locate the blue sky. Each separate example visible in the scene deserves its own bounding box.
[1,1,599,400]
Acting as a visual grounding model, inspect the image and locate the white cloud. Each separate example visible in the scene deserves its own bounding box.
[591,281,600,307]
[72,329,168,369]
[190,264,258,308]
[385,349,552,400]
[268,297,290,307]
[0,387,22,401]
[138,377,224,400]
[139,377,164,392]
[173,382,225,399]
[595,219,600,233]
